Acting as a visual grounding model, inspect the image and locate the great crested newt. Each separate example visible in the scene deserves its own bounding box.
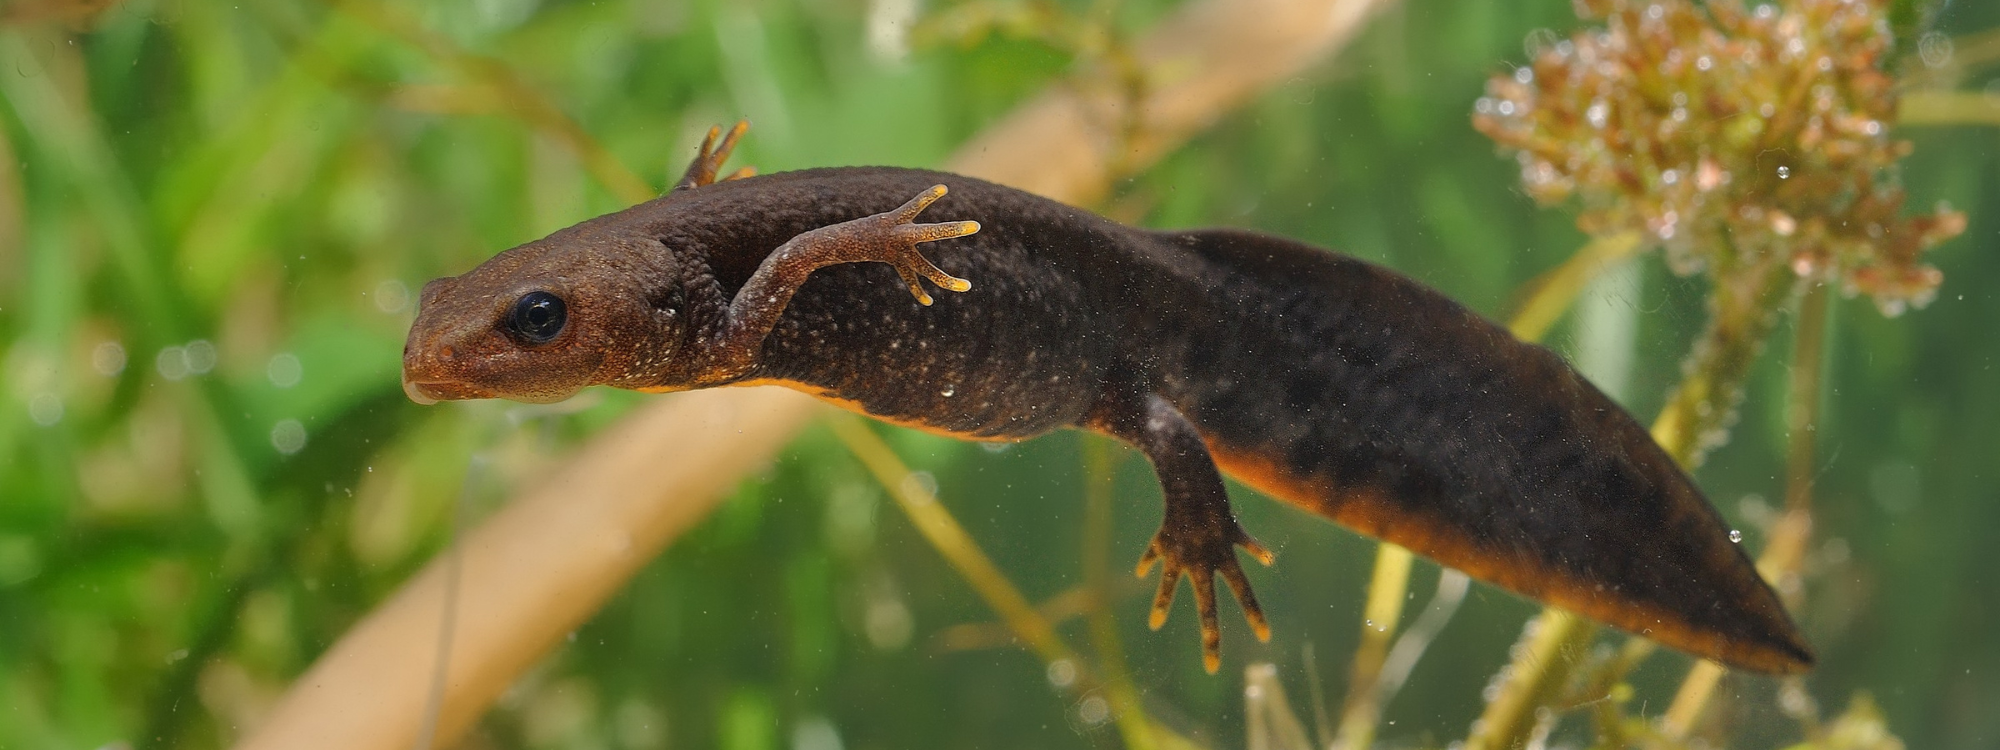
[402,123,1812,674]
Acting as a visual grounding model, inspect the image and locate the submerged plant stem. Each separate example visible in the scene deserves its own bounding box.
[1083,436,1161,750]
[830,415,1079,667]
[1900,90,2000,127]
[1507,230,1645,342]
[1333,543,1413,749]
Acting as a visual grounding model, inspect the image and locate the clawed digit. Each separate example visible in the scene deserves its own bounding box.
[674,120,752,191]
[1137,525,1275,673]
[879,185,979,305]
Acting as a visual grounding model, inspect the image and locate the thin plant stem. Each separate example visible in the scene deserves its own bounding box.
[1083,436,1161,750]
[1507,230,1645,342]
[1332,543,1412,749]
[1899,90,2000,127]
[827,416,1082,668]
[837,419,1213,749]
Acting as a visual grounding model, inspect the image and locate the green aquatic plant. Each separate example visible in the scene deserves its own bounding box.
[1462,0,1968,748]
[1475,0,1966,316]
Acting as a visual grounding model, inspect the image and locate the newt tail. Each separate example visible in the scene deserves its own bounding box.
[402,123,1812,675]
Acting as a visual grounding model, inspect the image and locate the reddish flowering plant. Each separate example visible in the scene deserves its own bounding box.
[1475,0,1965,315]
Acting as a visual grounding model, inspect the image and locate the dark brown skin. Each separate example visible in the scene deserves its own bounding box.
[404,124,1814,674]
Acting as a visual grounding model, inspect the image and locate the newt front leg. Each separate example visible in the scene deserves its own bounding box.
[695,185,981,383]
[1093,390,1275,673]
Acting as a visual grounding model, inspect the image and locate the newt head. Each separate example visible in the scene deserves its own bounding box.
[402,230,686,405]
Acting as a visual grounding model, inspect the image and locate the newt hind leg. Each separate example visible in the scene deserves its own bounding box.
[1092,390,1274,673]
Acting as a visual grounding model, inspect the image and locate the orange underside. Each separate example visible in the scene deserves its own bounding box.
[1207,443,1805,674]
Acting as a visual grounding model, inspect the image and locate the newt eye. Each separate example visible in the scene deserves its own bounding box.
[508,291,568,344]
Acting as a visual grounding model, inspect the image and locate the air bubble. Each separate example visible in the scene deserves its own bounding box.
[268,353,303,389]
[185,340,217,375]
[92,341,126,377]
[1077,696,1110,726]
[28,393,62,427]
[1046,659,1078,689]
[1919,32,1953,69]
[1729,530,1744,543]
[1777,165,1791,179]
[272,419,308,455]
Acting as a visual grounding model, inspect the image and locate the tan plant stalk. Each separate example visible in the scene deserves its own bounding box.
[1083,436,1163,750]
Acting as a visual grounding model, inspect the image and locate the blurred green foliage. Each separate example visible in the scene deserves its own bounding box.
[0,0,1994,748]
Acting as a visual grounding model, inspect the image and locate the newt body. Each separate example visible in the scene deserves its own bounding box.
[404,127,1812,674]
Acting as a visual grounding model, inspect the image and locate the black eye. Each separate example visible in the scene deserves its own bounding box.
[508,291,568,344]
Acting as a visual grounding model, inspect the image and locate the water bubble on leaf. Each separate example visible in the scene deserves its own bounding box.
[1777,165,1791,179]
[1660,169,1679,185]
[1497,100,1517,116]
[1759,102,1777,118]
[1513,66,1534,85]
[1729,530,1744,543]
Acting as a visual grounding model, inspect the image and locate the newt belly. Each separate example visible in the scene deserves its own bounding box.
[402,123,1812,675]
